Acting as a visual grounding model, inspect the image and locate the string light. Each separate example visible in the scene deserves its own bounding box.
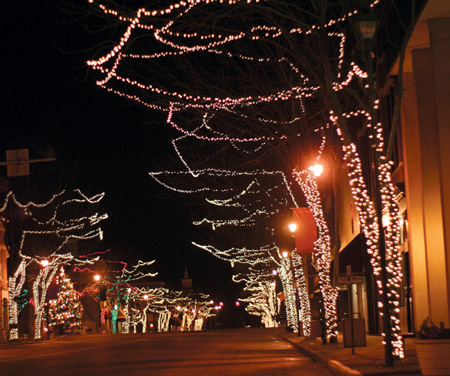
[83,0,404,357]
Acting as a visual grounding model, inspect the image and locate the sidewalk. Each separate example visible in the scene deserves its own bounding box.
[278,330,421,376]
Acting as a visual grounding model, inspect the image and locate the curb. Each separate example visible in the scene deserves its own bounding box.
[279,334,362,376]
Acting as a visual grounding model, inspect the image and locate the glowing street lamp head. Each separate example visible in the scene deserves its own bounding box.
[94,274,101,282]
[143,294,149,300]
[309,163,324,177]
[288,223,297,233]
[40,259,49,268]
[272,269,278,276]
[282,250,289,258]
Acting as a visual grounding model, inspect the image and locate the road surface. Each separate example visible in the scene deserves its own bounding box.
[0,328,333,375]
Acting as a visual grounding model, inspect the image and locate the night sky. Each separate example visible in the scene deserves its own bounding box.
[3,1,243,317]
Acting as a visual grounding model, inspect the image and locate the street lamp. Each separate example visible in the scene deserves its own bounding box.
[94,274,101,282]
[288,222,297,234]
[356,13,378,49]
[308,163,324,177]
[40,259,49,268]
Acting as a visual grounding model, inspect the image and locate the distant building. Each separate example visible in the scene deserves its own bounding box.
[181,266,194,296]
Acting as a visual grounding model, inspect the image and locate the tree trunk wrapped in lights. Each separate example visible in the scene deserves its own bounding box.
[8,259,32,340]
[278,258,298,333]
[333,111,404,358]
[293,168,339,342]
[292,253,311,337]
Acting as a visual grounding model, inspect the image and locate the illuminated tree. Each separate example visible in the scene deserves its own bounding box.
[47,267,83,332]
[235,266,279,329]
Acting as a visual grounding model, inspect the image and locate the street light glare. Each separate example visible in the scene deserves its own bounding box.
[288,223,297,233]
[309,163,324,177]
[94,274,101,281]
[40,260,49,267]
[282,251,289,258]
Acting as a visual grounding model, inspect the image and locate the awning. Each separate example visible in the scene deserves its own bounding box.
[338,233,366,274]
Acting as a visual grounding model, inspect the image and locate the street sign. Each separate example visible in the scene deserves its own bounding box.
[6,149,29,177]
[338,275,364,285]
[0,149,56,177]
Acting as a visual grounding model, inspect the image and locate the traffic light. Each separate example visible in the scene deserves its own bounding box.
[99,285,107,301]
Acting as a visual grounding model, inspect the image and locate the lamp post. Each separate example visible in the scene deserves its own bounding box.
[93,274,102,333]
[357,14,393,366]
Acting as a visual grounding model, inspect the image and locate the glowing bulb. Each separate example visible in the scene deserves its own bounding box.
[309,164,324,177]
[40,260,49,268]
[94,274,101,281]
[382,213,390,228]
[282,251,289,258]
[288,223,297,233]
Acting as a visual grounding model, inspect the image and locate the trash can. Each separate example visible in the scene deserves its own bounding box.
[343,318,366,347]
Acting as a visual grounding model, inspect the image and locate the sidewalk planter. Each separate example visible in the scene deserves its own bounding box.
[415,339,450,375]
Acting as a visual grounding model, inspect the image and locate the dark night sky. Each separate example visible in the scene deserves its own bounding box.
[3,1,242,312]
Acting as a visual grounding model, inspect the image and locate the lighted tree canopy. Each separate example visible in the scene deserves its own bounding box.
[76,0,411,357]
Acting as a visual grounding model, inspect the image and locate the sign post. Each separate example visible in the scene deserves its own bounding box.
[346,265,355,354]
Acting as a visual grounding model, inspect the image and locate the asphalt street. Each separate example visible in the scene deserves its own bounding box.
[0,328,333,375]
